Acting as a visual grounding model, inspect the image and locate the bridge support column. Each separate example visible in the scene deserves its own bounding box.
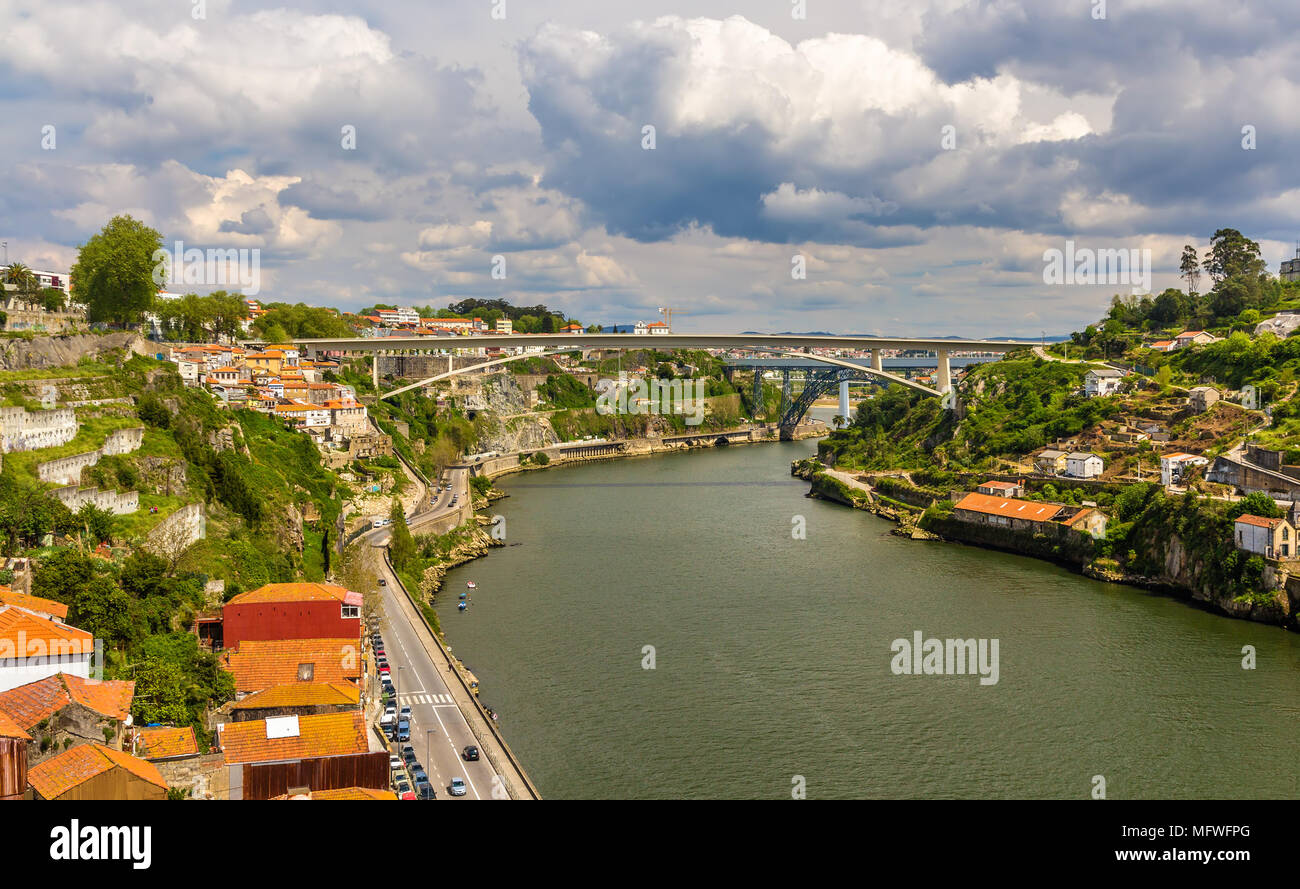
[837,379,850,428]
[780,369,792,420]
[373,352,380,392]
[752,370,763,417]
[871,349,883,373]
[937,348,952,395]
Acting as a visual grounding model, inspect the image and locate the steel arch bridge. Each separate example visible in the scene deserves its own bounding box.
[776,367,883,430]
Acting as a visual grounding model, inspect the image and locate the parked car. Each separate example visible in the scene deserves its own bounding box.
[462,745,479,761]
[399,706,412,722]
[389,755,403,771]
[378,577,387,586]
[448,777,467,797]
[401,746,417,765]
[396,720,411,742]
[395,778,411,795]
[381,706,396,726]
[417,783,436,800]
[410,766,428,785]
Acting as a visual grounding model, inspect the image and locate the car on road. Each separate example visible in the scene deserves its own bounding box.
[401,746,417,765]
[448,777,467,797]
[463,745,479,761]
[396,720,410,742]
[378,577,387,586]
[379,664,391,677]
[399,706,412,722]
[395,778,411,795]
[389,755,403,771]
[381,705,396,725]
[417,783,436,800]
[382,681,395,697]
[410,765,428,785]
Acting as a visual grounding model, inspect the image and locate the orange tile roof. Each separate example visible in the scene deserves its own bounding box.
[229,582,359,606]
[0,672,134,730]
[28,743,167,799]
[1235,514,1286,529]
[230,681,360,711]
[225,638,362,694]
[0,710,30,741]
[954,492,1063,522]
[0,606,93,657]
[0,588,68,620]
[136,725,199,760]
[217,711,368,764]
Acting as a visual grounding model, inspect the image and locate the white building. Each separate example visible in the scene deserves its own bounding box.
[1065,452,1104,478]
[377,307,421,327]
[1159,452,1209,486]
[1234,515,1294,559]
[0,605,94,692]
[1084,368,1125,398]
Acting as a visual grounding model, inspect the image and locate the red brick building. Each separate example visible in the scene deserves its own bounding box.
[222,583,363,650]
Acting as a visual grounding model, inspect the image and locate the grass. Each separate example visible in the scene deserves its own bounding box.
[1,414,143,481]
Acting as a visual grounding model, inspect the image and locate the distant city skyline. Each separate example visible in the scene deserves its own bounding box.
[4,1,1300,336]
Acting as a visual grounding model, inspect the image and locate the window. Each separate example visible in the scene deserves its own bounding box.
[341,604,360,619]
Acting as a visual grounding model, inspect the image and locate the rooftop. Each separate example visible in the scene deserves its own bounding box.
[954,492,1063,522]
[1235,514,1287,529]
[0,672,135,730]
[27,743,167,799]
[217,711,368,765]
[0,587,69,620]
[230,681,360,711]
[135,725,200,760]
[227,582,361,607]
[224,638,362,694]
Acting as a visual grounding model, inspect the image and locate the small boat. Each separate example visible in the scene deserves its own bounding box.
[466,581,477,589]
[458,591,466,600]
[457,601,467,611]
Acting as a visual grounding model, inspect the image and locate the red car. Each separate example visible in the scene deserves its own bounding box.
[400,790,416,800]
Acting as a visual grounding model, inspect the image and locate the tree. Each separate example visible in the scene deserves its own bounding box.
[38,287,66,312]
[1228,492,1281,521]
[76,502,115,546]
[1150,288,1187,324]
[71,215,164,325]
[388,497,416,569]
[68,574,135,646]
[3,262,38,298]
[1202,228,1265,285]
[1179,245,1201,297]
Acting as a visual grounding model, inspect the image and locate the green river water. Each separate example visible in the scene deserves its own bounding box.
[435,421,1300,799]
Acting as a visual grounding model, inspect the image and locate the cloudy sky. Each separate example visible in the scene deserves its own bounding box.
[3,0,1299,336]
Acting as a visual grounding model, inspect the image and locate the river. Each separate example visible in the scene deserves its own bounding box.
[435,416,1300,799]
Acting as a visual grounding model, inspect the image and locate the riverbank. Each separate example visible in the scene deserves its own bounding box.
[792,458,1299,631]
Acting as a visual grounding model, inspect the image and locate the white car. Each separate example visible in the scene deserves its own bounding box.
[389,755,403,771]
[381,706,396,726]
[449,777,467,797]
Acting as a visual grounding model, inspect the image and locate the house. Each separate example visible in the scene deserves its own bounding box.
[1174,331,1218,349]
[221,583,363,650]
[1084,368,1125,397]
[1065,452,1105,478]
[228,681,360,722]
[0,672,135,764]
[559,323,584,335]
[1159,452,1209,486]
[0,605,96,692]
[134,725,201,763]
[1187,386,1220,413]
[27,743,168,800]
[977,480,1024,498]
[216,711,383,800]
[646,321,670,335]
[0,588,68,621]
[1148,340,1176,353]
[224,638,363,695]
[244,350,285,375]
[279,786,396,800]
[1034,449,1068,474]
[494,318,513,334]
[0,710,29,800]
[951,493,1108,539]
[1234,514,1295,560]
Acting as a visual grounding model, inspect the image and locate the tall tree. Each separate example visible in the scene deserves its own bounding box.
[1179,245,1201,296]
[71,215,164,325]
[3,262,38,301]
[1202,228,1264,284]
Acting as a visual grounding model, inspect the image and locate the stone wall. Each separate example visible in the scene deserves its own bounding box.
[143,502,206,556]
[50,485,139,515]
[36,425,144,485]
[0,406,78,454]
[154,753,227,800]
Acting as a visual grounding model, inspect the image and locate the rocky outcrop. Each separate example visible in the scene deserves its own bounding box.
[416,523,503,601]
[0,331,147,371]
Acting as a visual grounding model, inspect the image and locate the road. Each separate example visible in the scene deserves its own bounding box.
[360,455,530,799]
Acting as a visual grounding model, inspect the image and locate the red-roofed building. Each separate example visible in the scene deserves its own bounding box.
[27,743,167,800]
[1234,514,1294,559]
[216,711,385,799]
[221,583,363,650]
[0,672,135,766]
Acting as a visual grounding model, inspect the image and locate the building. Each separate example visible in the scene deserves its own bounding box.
[560,323,584,335]
[1084,368,1125,397]
[977,480,1024,498]
[1159,452,1209,486]
[133,725,201,763]
[1148,340,1176,352]
[216,711,384,800]
[224,638,363,696]
[1187,387,1220,413]
[0,710,29,800]
[1173,331,1218,349]
[0,672,135,764]
[221,583,363,650]
[1065,452,1105,479]
[0,588,67,621]
[228,681,360,722]
[376,308,421,327]
[495,318,513,334]
[1034,449,1068,474]
[0,606,96,692]
[1,266,71,295]
[952,492,1108,539]
[27,743,168,800]
[1281,248,1300,282]
[1233,514,1294,559]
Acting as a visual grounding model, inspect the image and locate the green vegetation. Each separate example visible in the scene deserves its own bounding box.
[153,291,249,341]
[71,215,164,326]
[251,302,356,341]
